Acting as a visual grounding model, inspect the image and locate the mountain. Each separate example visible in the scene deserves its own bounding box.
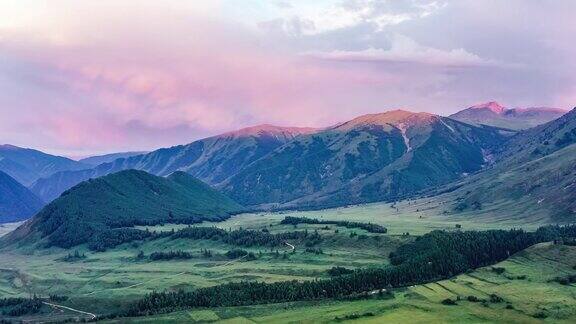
[79,151,148,166]
[0,171,45,223]
[444,107,576,222]
[30,125,316,202]
[3,170,243,248]
[0,145,89,186]
[450,102,566,130]
[222,110,508,209]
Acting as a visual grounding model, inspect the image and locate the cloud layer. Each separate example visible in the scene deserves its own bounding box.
[0,0,575,156]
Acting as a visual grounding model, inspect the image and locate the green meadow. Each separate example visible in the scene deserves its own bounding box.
[0,201,573,322]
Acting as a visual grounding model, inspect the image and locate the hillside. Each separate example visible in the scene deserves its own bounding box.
[3,170,243,248]
[30,125,316,202]
[0,145,89,186]
[223,110,508,208]
[0,171,45,223]
[79,151,147,166]
[450,102,566,130]
[445,108,576,222]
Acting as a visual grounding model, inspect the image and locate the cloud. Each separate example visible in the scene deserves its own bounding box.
[304,34,510,68]
[0,0,575,156]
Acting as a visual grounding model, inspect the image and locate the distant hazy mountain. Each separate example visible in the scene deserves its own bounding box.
[30,125,316,202]
[0,170,44,223]
[450,102,566,130]
[79,151,148,166]
[446,107,576,222]
[0,144,89,186]
[223,110,508,209]
[3,170,243,248]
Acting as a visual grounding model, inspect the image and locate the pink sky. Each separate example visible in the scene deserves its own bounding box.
[0,0,575,157]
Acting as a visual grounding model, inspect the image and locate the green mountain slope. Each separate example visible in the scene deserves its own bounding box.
[0,144,89,186]
[223,110,508,209]
[450,102,566,130]
[3,170,243,248]
[444,107,576,222]
[0,171,45,223]
[31,125,316,202]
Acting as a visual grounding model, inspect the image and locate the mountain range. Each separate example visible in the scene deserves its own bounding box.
[29,111,509,208]
[0,144,88,186]
[30,125,316,202]
[450,102,566,130]
[223,110,507,209]
[0,170,45,223]
[2,102,573,224]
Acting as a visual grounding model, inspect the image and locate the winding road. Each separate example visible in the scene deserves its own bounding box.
[43,301,96,320]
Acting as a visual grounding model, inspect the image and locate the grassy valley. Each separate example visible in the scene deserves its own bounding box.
[1,198,574,322]
[107,242,576,323]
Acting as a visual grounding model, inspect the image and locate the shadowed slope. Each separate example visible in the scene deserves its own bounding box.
[0,170,45,223]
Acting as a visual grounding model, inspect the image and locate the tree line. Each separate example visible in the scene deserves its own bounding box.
[280,216,387,233]
[84,225,323,252]
[149,250,193,261]
[169,226,320,248]
[122,225,576,316]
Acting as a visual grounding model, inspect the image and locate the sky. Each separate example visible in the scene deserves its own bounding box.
[1,0,575,157]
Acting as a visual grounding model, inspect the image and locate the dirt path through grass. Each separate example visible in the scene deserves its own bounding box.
[43,301,96,320]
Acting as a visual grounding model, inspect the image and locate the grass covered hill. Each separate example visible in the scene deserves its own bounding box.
[0,170,45,223]
[2,170,243,248]
[223,110,508,209]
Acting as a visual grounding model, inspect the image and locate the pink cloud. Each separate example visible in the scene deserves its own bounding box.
[1,1,572,156]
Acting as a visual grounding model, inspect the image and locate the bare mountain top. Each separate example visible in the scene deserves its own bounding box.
[450,101,566,130]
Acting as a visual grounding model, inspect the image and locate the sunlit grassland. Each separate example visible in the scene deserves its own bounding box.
[0,214,405,318]
[0,198,565,322]
[104,243,576,323]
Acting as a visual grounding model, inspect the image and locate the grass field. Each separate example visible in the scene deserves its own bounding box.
[104,242,576,323]
[0,201,571,322]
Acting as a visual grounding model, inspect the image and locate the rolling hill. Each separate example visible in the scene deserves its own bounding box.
[0,171,45,223]
[223,110,508,209]
[2,170,243,249]
[0,144,89,186]
[445,107,576,222]
[30,125,316,202]
[450,102,566,130]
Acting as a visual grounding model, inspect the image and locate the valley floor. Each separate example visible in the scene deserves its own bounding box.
[0,199,572,322]
[103,243,576,323]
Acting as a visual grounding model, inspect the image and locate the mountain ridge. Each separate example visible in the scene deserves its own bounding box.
[0,145,89,186]
[450,101,567,130]
[30,125,318,202]
[222,110,508,208]
[440,107,576,222]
